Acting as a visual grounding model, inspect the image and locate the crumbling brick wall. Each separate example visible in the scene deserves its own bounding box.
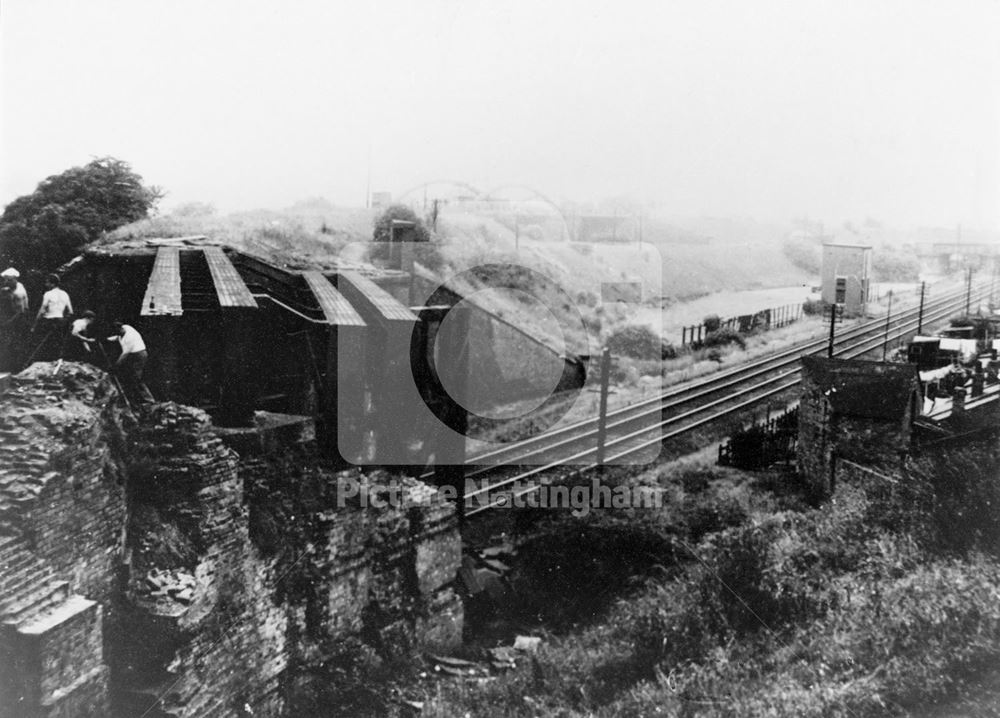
[118,406,462,717]
[798,358,916,498]
[241,450,463,659]
[111,402,286,716]
[797,376,833,497]
[0,362,128,718]
[1,363,462,718]
[0,363,128,601]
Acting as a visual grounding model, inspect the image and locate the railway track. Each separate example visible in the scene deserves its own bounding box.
[456,280,992,516]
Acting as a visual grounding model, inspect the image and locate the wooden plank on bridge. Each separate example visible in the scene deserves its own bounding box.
[203,247,257,308]
[337,271,417,323]
[141,247,183,316]
[302,271,365,326]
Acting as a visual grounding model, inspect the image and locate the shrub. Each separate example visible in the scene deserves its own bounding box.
[907,446,1000,554]
[703,314,722,332]
[681,493,747,542]
[367,204,445,272]
[606,324,669,360]
[616,554,1000,718]
[424,445,1000,718]
[802,297,826,316]
[699,516,828,633]
[700,327,745,350]
[508,513,680,629]
[611,364,640,386]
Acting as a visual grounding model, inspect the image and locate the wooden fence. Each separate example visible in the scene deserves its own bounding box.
[681,302,804,347]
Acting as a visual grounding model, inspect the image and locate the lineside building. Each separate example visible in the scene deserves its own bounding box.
[821,242,872,317]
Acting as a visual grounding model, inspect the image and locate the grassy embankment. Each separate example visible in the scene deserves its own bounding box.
[422,442,1000,717]
[466,281,923,450]
[105,199,370,268]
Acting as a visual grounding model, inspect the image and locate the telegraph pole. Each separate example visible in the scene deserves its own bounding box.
[828,304,837,358]
[966,266,973,315]
[596,347,611,469]
[882,290,894,360]
[991,261,997,307]
[917,281,926,334]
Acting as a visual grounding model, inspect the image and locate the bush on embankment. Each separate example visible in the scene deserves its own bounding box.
[605,324,676,360]
[424,446,1000,718]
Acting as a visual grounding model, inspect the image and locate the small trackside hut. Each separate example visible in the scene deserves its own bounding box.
[821,242,873,318]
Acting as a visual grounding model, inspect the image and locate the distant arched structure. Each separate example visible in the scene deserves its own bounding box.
[393,181,574,241]
[395,180,485,207]
[481,184,573,241]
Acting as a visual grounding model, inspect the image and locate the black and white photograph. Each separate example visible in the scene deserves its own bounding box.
[1,1,999,716]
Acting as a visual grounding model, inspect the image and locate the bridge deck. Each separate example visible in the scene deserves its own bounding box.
[302,271,365,326]
[203,247,257,309]
[337,271,417,323]
[140,247,184,316]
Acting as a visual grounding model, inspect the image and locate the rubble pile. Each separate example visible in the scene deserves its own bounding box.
[139,568,197,607]
[0,361,122,534]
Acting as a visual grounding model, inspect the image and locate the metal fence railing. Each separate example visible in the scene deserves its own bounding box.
[718,406,799,470]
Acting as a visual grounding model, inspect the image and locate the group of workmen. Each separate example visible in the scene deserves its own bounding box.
[1,267,153,406]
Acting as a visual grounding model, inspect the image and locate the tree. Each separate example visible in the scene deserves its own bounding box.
[371,204,431,244]
[368,204,444,271]
[0,157,162,272]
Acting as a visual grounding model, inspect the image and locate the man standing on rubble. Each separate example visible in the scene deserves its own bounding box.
[32,274,73,360]
[1,268,28,316]
[108,321,154,405]
[1,268,29,370]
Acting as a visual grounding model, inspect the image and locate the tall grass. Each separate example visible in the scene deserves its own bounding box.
[106,207,357,267]
[424,444,1000,717]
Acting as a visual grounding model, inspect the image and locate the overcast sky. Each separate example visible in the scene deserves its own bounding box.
[2,0,998,229]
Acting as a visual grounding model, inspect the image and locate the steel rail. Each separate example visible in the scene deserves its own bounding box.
[464,281,968,468]
[463,283,990,515]
[464,281,973,473]
[481,284,984,486]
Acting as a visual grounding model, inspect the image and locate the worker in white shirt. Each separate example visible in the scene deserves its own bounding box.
[31,274,74,362]
[33,273,74,332]
[0,268,29,370]
[1,268,28,315]
[69,310,98,361]
[108,321,154,405]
